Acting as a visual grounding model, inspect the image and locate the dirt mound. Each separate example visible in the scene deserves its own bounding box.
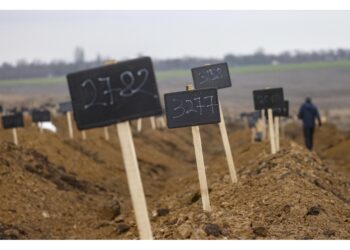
[0,116,349,239]
[148,141,350,239]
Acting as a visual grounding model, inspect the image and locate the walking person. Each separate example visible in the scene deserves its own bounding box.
[298,97,322,150]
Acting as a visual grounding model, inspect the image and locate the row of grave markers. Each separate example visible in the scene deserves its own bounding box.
[0,100,165,145]
[1,56,290,240]
[0,109,52,145]
[64,58,242,239]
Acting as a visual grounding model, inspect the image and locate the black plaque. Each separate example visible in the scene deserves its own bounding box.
[164,88,221,129]
[67,57,163,130]
[32,110,51,122]
[273,100,289,117]
[58,101,73,113]
[191,62,232,90]
[253,88,284,110]
[2,113,24,129]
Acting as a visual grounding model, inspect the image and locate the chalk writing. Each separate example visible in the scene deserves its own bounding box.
[67,57,163,130]
[164,88,221,129]
[192,62,231,90]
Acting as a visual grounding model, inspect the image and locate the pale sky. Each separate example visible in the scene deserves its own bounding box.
[0,10,350,64]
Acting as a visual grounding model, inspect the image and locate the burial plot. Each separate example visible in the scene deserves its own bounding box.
[253,88,284,154]
[2,112,24,145]
[67,57,161,240]
[191,62,237,183]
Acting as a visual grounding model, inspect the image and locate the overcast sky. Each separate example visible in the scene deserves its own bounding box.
[0,10,350,64]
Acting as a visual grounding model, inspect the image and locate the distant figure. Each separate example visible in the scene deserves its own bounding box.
[298,97,322,150]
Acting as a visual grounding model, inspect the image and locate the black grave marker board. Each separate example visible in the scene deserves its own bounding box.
[253,88,284,110]
[58,102,73,114]
[164,88,221,129]
[67,57,163,130]
[32,110,51,122]
[273,100,289,117]
[2,113,24,129]
[191,62,232,90]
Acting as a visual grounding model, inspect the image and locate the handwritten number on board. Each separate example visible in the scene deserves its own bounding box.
[185,100,197,114]
[194,97,205,115]
[204,95,217,114]
[81,79,107,110]
[198,67,224,85]
[172,95,217,119]
[82,68,155,110]
[172,99,186,119]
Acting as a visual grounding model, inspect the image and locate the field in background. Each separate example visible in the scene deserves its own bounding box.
[1,60,350,86]
[1,60,350,132]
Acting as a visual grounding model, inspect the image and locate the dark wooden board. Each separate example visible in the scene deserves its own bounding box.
[164,88,221,129]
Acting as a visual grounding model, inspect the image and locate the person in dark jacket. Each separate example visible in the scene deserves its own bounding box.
[298,97,322,150]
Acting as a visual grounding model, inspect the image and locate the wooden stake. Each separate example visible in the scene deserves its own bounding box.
[187,84,211,211]
[82,130,86,140]
[137,118,142,132]
[117,121,153,239]
[104,127,110,141]
[12,128,18,145]
[218,102,238,183]
[191,125,211,212]
[274,116,280,152]
[150,116,156,130]
[281,119,285,139]
[261,109,267,141]
[67,111,74,139]
[251,127,256,143]
[39,122,43,134]
[161,116,166,128]
[267,108,277,154]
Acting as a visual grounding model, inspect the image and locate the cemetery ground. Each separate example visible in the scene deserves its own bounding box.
[0,115,349,239]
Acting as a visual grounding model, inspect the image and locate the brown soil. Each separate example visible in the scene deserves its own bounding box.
[0,116,349,239]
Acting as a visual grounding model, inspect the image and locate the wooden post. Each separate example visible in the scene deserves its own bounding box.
[274,116,280,152]
[161,116,166,129]
[67,111,74,139]
[218,101,238,183]
[267,109,276,154]
[39,122,43,134]
[137,118,142,132]
[82,130,86,140]
[187,84,211,211]
[12,128,18,145]
[251,127,256,143]
[117,121,153,239]
[261,109,267,141]
[281,119,285,139]
[104,127,110,141]
[243,116,249,129]
[150,116,156,130]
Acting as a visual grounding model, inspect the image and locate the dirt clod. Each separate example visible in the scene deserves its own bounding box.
[177,223,192,239]
[252,227,268,237]
[306,206,321,216]
[155,208,170,217]
[203,223,222,237]
[115,223,130,234]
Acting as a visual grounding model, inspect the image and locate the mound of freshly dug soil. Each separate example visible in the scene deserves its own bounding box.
[0,117,349,239]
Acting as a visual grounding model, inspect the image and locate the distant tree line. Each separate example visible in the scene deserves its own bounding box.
[1,47,350,80]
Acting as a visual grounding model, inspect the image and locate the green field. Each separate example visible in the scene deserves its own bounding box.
[1,60,350,86]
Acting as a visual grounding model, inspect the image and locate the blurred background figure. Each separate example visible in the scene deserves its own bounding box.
[298,97,322,150]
